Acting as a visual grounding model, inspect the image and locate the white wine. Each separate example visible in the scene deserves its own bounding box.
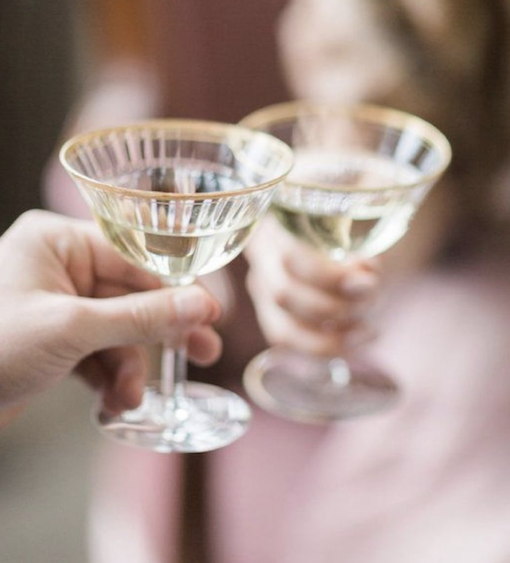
[272,151,423,261]
[95,214,255,284]
[272,202,416,261]
[93,166,256,284]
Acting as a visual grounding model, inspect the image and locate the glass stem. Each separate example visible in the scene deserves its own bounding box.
[161,344,188,403]
[160,277,195,404]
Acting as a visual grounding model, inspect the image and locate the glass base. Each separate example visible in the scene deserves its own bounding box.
[95,380,251,453]
[243,348,398,424]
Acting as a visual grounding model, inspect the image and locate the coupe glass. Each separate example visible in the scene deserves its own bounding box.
[241,102,451,423]
[60,120,293,452]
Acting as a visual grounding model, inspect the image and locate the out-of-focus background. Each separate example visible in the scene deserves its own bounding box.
[6,1,510,562]
[1,0,74,233]
[0,2,98,562]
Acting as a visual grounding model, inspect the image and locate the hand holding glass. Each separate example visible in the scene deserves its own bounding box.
[241,102,451,423]
[60,120,293,452]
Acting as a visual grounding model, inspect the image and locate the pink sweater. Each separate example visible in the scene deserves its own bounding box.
[89,257,510,563]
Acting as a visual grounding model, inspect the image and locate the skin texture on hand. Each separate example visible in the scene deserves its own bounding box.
[0,210,222,424]
[245,216,381,357]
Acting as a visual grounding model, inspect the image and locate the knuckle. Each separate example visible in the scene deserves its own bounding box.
[16,209,48,225]
[46,297,94,356]
[128,294,160,341]
[7,210,47,240]
[273,287,289,309]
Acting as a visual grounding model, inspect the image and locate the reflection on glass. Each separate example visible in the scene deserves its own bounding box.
[60,120,293,452]
[241,102,451,423]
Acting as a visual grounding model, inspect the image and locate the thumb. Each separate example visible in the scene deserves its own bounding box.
[81,285,221,352]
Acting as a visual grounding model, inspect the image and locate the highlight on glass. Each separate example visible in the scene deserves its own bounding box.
[60,119,293,452]
[240,101,452,423]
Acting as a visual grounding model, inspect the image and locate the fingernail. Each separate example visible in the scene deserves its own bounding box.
[341,273,378,298]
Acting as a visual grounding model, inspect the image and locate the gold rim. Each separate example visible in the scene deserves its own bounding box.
[240,101,452,194]
[59,119,294,200]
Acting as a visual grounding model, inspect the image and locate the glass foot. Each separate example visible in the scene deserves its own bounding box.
[243,348,399,424]
[95,381,251,453]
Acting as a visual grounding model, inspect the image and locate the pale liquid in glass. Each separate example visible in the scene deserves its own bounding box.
[93,166,255,283]
[272,152,421,261]
[94,215,255,283]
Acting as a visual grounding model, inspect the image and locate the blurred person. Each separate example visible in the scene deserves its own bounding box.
[243,2,510,563]
[43,1,510,563]
[0,210,221,431]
